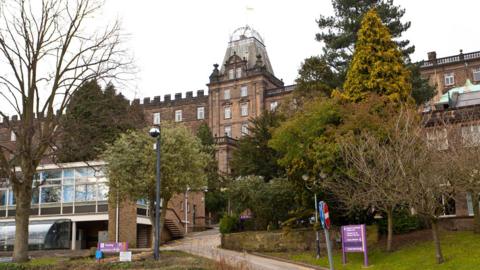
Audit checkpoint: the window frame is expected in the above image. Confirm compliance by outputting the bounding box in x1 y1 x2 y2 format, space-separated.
270 101 278 111
175 110 182 122
240 86 248 97
240 103 248 117
224 89 231 100
224 106 232 119
444 72 455 86
197 107 205 120
153 112 161 125
228 69 234 80
473 68 480 82
224 125 232 137
236 67 242 79
241 123 249 136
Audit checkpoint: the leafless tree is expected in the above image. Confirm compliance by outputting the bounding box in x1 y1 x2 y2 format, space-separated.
328 109 415 252
0 0 130 262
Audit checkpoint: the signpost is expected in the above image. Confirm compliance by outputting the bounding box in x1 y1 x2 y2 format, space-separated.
341 224 368 267
318 201 334 270
97 242 128 253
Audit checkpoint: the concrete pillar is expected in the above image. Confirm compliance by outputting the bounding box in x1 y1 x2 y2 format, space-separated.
71 221 76 250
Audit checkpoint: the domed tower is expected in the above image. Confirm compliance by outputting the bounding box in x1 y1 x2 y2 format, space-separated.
208 25 285 175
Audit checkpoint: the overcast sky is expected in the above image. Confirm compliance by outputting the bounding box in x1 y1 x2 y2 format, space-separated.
99 0 480 100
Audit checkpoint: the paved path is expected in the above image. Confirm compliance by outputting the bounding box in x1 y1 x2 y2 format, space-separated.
163 228 322 270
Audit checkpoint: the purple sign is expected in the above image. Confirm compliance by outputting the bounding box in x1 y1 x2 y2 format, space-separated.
341 224 368 266
97 242 128 253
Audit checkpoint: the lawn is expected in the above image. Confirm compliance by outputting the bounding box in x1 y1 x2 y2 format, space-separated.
0 250 220 270
265 231 480 270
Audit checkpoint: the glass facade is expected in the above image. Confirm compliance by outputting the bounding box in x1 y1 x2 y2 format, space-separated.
0 165 109 217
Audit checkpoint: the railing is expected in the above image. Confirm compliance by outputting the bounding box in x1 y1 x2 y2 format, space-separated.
265 84 296 97
420 51 480 68
214 136 238 146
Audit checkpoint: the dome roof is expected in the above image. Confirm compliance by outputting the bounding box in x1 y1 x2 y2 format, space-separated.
230 25 264 44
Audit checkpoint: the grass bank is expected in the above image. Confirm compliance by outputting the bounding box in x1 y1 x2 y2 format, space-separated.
0 250 219 270
264 231 480 270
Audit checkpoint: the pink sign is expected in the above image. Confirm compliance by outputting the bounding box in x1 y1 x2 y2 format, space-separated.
341 224 368 266
97 242 128 253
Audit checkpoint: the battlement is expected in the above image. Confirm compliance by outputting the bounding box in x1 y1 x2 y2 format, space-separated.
132 89 208 107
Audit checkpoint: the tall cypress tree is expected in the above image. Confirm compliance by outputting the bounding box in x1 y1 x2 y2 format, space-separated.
339 9 412 103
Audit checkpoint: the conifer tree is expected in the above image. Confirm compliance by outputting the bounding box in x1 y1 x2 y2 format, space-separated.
340 9 412 103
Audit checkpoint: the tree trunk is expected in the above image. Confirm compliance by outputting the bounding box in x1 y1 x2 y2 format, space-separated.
13 181 33 262
430 219 445 264
159 197 168 243
386 208 393 252
471 192 480 234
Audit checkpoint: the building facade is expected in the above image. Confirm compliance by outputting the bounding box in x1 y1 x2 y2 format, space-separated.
0 25 294 250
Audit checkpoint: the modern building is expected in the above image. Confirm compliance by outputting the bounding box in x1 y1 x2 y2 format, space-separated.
0 25 294 250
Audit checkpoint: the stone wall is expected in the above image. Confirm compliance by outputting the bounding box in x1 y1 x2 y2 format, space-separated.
221 228 328 252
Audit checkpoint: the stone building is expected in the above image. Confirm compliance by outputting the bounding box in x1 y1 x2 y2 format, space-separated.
0 25 294 250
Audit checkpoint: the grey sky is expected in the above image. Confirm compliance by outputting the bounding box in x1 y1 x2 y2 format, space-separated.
100 0 480 100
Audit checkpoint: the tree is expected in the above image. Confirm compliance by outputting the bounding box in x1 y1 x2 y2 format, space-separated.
102 124 209 248
196 123 226 218
231 110 285 181
316 0 412 82
57 81 144 162
294 56 337 100
338 9 412 103
0 0 127 261
330 109 416 252
409 63 436 105
227 176 297 230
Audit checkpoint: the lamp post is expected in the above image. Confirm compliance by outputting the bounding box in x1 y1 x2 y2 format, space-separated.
303 174 321 259
149 127 161 261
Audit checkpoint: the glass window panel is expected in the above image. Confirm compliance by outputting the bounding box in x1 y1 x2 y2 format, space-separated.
94 167 105 177
75 168 94 178
63 169 74 178
63 178 74 185
31 189 39 205
40 186 61 203
97 183 108 201
63 185 74 203
0 190 6 206
45 179 61 185
43 170 62 180
8 189 15 205
75 184 96 202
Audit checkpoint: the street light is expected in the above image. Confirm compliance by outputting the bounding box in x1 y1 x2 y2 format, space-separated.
303 174 321 259
149 127 161 261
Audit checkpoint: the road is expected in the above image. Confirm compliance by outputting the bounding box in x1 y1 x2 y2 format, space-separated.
163 228 323 270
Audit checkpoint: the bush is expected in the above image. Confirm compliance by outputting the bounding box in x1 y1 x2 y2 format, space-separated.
219 215 240 234
377 208 426 235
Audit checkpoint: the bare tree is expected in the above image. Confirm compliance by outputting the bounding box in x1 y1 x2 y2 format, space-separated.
0 0 129 262
329 109 414 252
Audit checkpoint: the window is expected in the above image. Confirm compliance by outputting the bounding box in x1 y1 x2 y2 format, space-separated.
10 131 15 142
426 128 448 150
270 101 278 111
40 186 61 203
75 184 96 202
440 194 456 216
153 112 161 125
462 125 480 146
240 103 248 117
473 68 480 82
236 67 242 78
224 89 231 100
197 107 205 120
224 126 232 137
0 190 7 206
224 106 232 119
241 123 249 135
228 69 234 80
444 72 455 86
63 185 74 203
240 86 248 97
175 110 182 122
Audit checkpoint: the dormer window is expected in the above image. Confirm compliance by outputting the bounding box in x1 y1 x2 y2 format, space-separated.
240 86 248 97
228 69 234 80
224 89 231 100
236 67 242 78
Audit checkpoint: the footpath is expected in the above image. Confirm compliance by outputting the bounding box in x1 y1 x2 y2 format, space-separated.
163 228 326 270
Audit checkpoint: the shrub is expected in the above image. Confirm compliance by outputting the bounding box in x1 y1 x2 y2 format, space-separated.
219 215 240 234
377 208 426 235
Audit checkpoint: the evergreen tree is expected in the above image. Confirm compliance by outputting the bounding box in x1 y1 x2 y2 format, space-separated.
231 110 285 181
57 81 145 162
317 0 412 81
294 56 338 99
339 9 412 103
